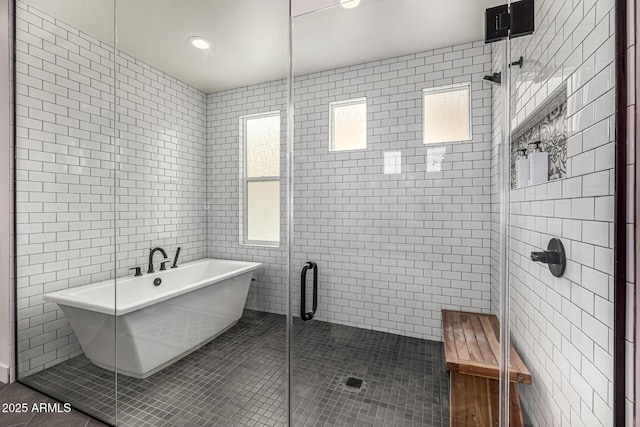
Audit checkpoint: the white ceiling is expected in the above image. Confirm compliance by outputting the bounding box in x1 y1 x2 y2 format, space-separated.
21 0 496 94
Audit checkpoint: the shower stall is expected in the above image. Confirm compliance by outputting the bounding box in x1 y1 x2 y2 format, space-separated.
9 0 624 426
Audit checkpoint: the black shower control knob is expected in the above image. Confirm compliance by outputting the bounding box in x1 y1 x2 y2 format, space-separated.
530 251 548 263
530 238 566 278
530 251 561 264
546 251 561 264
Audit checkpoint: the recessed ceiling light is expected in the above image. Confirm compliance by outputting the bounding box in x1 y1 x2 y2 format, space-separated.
340 0 360 9
188 36 212 50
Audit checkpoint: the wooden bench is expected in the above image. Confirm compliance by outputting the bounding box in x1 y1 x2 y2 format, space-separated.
442 310 531 426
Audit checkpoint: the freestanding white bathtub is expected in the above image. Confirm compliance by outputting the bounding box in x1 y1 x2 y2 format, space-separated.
43 258 261 379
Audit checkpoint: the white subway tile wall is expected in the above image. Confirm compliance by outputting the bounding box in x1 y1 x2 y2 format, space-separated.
290 43 494 339
114 50 207 276
207 41 495 340
497 0 617 425
15 3 207 375
15 3 115 375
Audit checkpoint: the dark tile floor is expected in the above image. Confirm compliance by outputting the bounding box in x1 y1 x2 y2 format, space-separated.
0 382 108 427
291 319 449 427
19 312 449 426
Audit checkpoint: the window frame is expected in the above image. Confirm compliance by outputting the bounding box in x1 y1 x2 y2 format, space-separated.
329 97 367 152
239 110 281 247
422 82 472 145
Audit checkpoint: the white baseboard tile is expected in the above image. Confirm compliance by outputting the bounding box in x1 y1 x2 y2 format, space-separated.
0 362 10 384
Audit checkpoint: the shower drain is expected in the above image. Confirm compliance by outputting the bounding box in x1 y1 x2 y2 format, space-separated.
345 377 363 389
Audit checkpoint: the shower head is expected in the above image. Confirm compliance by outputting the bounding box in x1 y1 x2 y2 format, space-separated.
483 72 502 86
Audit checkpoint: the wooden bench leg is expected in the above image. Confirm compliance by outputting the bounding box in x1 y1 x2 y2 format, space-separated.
450 371 496 426
449 372 524 427
509 382 524 427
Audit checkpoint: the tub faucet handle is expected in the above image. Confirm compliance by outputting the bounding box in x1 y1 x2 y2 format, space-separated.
129 267 142 277
159 260 169 271
171 247 181 269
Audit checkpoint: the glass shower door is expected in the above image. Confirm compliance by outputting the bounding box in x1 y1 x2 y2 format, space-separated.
505 0 618 425
13 0 118 424
289 0 512 425
13 0 293 425
112 1 290 425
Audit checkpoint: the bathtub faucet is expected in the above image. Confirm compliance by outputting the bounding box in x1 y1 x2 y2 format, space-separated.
148 247 169 274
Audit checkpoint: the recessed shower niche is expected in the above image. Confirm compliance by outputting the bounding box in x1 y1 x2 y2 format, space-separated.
510 86 568 189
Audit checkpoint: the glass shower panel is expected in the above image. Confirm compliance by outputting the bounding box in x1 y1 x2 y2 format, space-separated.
506 0 617 425
290 0 510 425
114 1 289 425
14 0 117 424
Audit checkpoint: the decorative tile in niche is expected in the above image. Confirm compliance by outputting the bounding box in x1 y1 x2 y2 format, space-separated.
511 87 567 189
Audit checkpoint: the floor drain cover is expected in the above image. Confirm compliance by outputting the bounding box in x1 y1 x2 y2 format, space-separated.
346 377 363 388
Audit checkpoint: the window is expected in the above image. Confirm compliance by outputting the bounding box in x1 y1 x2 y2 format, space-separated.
329 98 367 151
241 112 280 245
422 84 471 144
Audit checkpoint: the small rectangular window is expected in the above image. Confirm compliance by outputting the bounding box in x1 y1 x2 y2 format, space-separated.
330 98 367 151
422 84 471 144
241 112 280 246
